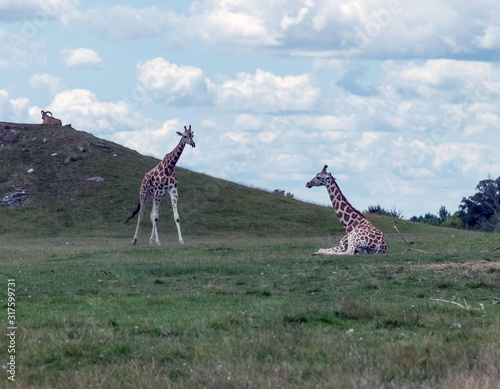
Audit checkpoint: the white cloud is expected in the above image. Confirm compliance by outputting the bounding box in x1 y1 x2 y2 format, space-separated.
463 112 500 136
0 89 9 116
29 74 64 95
11 0 494 62
112 119 183 157
281 5 310 31
41 1 500 61
9 97 30 120
234 114 264 131
294 114 358 131
32 89 148 132
189 0 283 47
282 1 499 60
0 26 47 68
221 132 249 144
136 58 215 105
63 47 103 68
0 0 78 22
135 58 319 112
473 25 500 49
433 142 493 177
217 69 319 112
63 5 187 45
0 89 8 102
0 29 8 67
386 59 498 90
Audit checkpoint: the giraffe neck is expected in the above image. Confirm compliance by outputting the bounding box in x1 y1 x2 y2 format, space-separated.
325 179 366 232
161 140 186 172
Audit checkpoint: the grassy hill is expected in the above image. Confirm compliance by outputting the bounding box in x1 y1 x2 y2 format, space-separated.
0 122 434 241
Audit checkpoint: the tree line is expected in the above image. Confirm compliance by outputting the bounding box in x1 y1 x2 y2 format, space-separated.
368 176 500 233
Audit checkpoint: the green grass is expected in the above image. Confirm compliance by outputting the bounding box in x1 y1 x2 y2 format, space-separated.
1 232 500 388
1 123 500 388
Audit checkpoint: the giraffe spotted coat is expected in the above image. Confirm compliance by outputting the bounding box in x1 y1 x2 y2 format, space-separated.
306 165 386 255
125 126 195 246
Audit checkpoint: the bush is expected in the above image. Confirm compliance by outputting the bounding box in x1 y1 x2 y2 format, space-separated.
441 214 463 229
366 204 403 219
410 206 450 227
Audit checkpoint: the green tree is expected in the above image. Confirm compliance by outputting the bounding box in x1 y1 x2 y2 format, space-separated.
458 176 500 231
438 206 450 223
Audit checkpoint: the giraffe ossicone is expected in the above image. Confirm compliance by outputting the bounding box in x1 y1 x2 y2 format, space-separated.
306 165 386 255
125 125 195 246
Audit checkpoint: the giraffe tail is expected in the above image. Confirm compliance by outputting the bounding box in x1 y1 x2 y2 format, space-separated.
124 203 140 224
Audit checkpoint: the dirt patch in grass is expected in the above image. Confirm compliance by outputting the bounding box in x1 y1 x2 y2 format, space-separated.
414 260 500 274
369 260 500 276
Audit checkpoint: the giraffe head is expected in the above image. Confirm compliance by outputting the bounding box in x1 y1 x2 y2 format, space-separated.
306 165 334 188
176 125 196 148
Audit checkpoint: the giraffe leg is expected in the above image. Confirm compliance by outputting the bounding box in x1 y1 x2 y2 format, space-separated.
132 200 146 246
150 197 161 246
312 235 355 256
169 188 184 245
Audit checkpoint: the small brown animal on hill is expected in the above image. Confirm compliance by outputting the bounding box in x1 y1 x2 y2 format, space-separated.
41 110 62 126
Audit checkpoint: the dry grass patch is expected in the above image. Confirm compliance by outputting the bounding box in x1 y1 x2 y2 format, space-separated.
413 260 500 274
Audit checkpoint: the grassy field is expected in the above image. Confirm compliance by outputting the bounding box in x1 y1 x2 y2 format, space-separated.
1 229 500 389
1 123 500 388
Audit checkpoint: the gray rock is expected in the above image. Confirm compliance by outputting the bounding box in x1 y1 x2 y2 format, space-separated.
86 177 105 182
2 129 20 143
1 189 30 207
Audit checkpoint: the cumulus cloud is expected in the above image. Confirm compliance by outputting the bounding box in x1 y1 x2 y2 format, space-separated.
117 53 500 215
385 59 498 92
473 25 500 50
0 89 8 103
31 89 147 132
9 97 31 121
217 69 320 112
135 58 319 112
112 119 184 157
29 74 64 95
63 47 103 68
433 142 500 178
47 1 500 60
136 58 215 105
189 0 283 47
184 0 500 60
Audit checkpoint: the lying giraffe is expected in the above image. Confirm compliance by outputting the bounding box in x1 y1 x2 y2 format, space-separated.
306 165 386 255
125 125 195 246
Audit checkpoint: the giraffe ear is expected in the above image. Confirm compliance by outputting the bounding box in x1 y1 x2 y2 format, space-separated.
176 131 182 137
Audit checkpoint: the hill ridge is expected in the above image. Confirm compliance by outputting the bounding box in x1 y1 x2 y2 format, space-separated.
0 122 345 238
1 122 437 240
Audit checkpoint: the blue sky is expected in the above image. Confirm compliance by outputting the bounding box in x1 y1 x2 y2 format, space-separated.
1 0 500 218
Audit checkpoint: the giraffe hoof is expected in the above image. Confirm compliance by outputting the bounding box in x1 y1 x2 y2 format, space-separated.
132 239 137 246
179 239 185 246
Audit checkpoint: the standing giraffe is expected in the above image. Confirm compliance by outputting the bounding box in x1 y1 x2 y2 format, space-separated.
125 125 195 246
306 165 386 255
